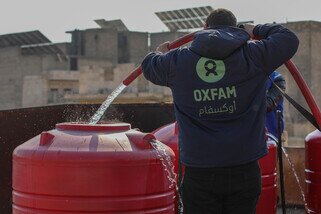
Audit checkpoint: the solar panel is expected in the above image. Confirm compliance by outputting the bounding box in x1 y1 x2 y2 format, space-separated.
0 31 51 48
155 6 213 31
94 19 128 31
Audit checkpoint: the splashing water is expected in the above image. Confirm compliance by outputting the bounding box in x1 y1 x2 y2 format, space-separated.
150 140 177 188
149 140 183 213
89 83 127 124
282 147 307 208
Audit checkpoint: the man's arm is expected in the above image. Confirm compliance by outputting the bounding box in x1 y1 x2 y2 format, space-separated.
246 24 299 75
141 42 176 87
267 74 286 112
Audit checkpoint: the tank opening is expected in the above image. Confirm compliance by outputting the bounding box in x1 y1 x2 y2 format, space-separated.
56 122 131 132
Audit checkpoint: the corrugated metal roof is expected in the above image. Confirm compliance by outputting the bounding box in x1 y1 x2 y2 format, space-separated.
0 30 51 48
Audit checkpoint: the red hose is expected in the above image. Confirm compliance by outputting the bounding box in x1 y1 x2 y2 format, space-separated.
122 32 196 86
285 60 321 129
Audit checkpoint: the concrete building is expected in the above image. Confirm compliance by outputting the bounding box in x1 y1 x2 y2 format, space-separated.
12 20 182 108
0 31 69 109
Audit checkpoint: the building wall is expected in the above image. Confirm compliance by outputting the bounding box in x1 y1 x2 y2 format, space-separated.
48 70 79 103
83 29 118 64
150 31 189 51
78 58 138 95
22 70 79 107
42 54 69 71
21 55 69 75
20 55 69 108
310 25 321 112
55 43 70 56
0 43 69 110
0 47 25 109
117 31 148 64
277 21 321 138
78 58 115 94
22 75 48 107
125 31 148 64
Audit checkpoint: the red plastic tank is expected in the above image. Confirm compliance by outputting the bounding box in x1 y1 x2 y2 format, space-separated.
305 129 321 213
153 122 277 214
256 138 277 214
13 122 176 214
153 122 179 172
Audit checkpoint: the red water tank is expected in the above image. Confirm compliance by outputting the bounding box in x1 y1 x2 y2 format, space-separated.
256 138 277 214
153 122 277 214
13 123 176 214
305 129 321 213
153 123 179 172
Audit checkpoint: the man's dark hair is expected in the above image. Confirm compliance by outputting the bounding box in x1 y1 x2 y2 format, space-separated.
205 8 237 27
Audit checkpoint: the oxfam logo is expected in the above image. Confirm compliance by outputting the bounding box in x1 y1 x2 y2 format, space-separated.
196 57 226 83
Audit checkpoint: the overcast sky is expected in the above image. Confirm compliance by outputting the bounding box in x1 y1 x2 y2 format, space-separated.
1 0 321 43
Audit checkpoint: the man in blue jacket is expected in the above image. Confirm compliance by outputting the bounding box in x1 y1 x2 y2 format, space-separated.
142 8 298 214
266 71 286 140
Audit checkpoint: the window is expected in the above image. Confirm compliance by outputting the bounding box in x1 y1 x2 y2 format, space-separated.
64 88 72 94
48 89 59 104
70 57 78 71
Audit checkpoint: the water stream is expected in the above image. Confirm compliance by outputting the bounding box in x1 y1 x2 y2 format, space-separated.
281 147 307 209
149 140 177 189
89 83 127 124
150 140 183 214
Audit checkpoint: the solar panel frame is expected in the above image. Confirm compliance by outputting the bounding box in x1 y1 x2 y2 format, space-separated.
155 6 213 31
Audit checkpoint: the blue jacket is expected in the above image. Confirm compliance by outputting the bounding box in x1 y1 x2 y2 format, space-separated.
142 24 299 167
266 71 285 138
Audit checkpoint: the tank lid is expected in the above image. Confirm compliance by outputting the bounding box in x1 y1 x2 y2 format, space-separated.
56 122 131 132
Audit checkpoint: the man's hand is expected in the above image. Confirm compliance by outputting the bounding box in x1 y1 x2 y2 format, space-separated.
243 23 255 38
156 41 170 54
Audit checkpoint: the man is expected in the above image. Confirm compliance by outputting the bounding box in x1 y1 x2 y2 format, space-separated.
266 71 286 140
142 8 298 214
